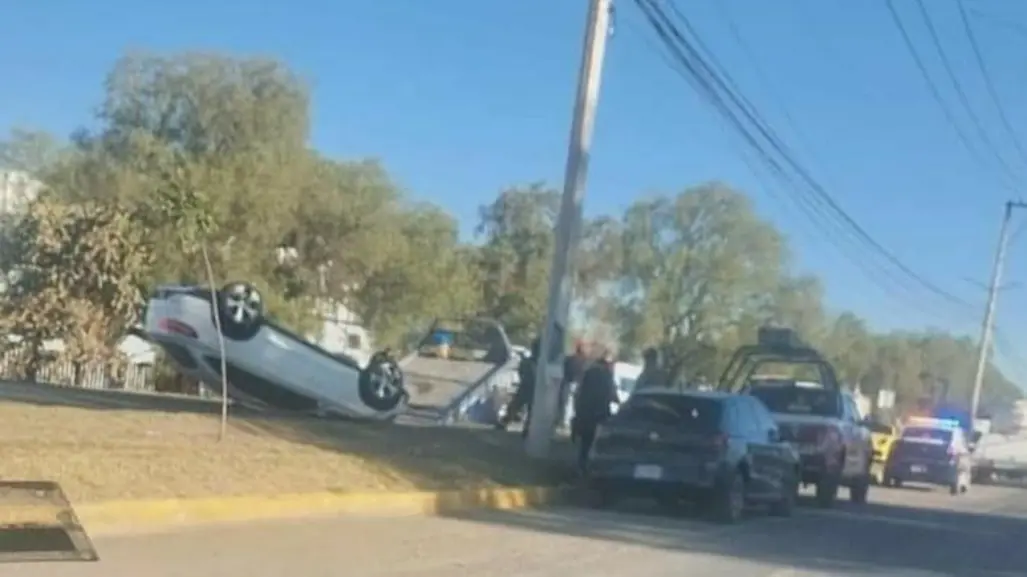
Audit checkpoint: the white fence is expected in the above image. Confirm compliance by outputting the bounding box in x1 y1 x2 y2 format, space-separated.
0 349 157 392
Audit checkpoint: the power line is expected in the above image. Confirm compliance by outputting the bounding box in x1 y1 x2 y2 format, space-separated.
883 0 1017 191
954 0 1027 169
912 0 1020 181
631 0 976 317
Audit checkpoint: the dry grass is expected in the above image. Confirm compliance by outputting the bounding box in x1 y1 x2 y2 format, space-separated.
0 402 573 504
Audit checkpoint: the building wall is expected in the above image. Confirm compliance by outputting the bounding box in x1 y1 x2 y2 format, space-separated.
0 170 41 216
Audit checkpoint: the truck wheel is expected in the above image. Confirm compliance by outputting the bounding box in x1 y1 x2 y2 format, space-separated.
710 468 746 524
357 353 407 412
815 473 840 508
214 282 264 341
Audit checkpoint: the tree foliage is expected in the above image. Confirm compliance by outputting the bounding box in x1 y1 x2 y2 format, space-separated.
0 49 1021 412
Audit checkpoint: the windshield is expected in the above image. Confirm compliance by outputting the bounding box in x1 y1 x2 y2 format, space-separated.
749 386 838 417
901 427 953 445
615 394 723 431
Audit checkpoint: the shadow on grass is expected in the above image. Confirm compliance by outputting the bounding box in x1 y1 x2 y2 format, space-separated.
236 416 578 490
439 493 1027 577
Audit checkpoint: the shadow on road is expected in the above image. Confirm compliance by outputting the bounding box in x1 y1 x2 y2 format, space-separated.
441 494 1027 577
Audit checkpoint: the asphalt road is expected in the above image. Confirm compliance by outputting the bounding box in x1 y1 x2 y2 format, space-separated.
2 483 1025 577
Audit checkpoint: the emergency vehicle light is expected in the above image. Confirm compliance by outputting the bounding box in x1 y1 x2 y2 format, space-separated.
905 416 960 430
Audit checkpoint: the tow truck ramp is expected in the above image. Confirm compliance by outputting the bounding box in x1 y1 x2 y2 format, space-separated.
401 318 517 424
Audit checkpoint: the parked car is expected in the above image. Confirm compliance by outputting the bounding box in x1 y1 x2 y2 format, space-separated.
584 388 801 523
143 281 408 420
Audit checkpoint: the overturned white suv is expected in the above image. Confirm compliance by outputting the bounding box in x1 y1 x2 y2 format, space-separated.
143 281 408 420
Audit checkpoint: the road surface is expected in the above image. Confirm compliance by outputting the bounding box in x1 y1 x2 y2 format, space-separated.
2 483 1026 576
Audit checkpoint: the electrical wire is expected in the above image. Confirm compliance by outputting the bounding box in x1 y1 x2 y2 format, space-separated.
631 0 977 317
954 0 1027 169
883 0 1018 192
912 0 1021 181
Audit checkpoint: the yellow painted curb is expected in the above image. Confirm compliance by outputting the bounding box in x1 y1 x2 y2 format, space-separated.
71 486 571 535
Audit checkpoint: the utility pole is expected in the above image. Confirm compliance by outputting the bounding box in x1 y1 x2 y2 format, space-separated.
525 0 613 458
970 200 1026 432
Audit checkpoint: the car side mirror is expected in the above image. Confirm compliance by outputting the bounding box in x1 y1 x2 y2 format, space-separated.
767 428 780 442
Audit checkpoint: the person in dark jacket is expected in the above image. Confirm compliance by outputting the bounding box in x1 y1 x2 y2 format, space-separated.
497 337 541 431
558 342 588 429
572 351 620 473
634 347 667 391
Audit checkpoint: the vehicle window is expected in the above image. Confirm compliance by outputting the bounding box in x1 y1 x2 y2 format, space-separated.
346 333 362 349
615 394 724 432
617 377 637 395
901 427 953 445
748 385 839 417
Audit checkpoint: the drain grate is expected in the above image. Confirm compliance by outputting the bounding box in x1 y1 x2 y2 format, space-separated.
0 481 98 563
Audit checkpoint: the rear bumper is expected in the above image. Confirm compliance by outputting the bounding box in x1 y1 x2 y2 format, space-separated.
587 456 723 496
885 461 958 486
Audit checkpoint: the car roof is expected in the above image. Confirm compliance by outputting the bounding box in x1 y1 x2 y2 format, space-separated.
630 388 735 402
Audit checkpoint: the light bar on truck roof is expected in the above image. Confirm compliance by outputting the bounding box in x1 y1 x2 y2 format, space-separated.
904 416 961 430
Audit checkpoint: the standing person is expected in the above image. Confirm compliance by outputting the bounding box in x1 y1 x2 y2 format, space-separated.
634 347 666 391
573 350 620 474
496 337 541 432
558 341 588 430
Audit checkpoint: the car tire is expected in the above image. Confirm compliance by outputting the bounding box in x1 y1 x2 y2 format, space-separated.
357 352 407 412
710 468 746 524
214 282 264 341
769 469 798 517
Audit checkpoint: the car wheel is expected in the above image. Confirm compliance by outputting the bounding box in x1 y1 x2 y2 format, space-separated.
710 469 746 524
214 282 264 341
849 474 870 504
357 351 407 412
769 470 798 517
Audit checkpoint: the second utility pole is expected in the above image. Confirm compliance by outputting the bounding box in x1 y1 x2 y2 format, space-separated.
970 200 1025 432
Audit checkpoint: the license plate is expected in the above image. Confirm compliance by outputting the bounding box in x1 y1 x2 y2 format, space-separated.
911 464 926 474
800 444 819 455
633 464 663 480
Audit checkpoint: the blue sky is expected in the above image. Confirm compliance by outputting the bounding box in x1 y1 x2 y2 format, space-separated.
3 0 1027 383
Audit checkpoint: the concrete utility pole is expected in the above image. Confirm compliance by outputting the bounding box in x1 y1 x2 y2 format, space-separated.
525 0 613 458
970 200 1027 432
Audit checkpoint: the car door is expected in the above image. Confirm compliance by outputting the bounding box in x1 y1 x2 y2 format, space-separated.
735 397 777 496
840 394 870 477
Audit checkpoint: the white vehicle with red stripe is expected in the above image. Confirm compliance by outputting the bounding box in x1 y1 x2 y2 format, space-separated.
143 281 407 420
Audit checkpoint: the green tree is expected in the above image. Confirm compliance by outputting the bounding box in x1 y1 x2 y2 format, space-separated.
601 182 785 381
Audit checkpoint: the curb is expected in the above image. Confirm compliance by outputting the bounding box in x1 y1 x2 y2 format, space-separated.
68 485 573 536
